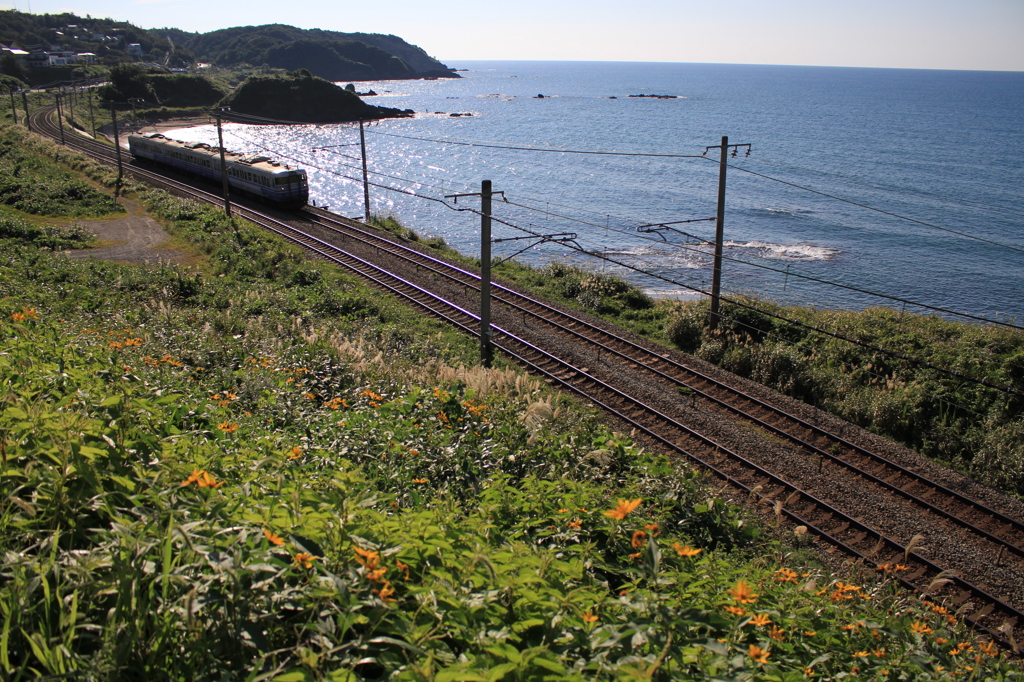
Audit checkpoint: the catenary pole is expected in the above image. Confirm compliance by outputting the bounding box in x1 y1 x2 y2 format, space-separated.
55 91 65 145
480 180 493 367
110 104 123 196
359 119 371 221
8 87 17 125
709 135 728 330
21 90 30 129
216 112 231 217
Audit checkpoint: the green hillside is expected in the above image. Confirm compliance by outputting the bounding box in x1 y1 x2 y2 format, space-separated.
0 123 1018 679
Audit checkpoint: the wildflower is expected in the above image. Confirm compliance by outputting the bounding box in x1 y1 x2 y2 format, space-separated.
263 529 286 546
873 648 887 658
395 560 410 580
978 640 999 657
304 392 316 400
843 622 863 631
775 568 798 582
11 312 26 322
935 637 949 645
749 613 771 627
366 566 388 582
354 546 381 570
217 421 239 433
374 581 396 602
643 523 660 537
673 543 702 557
180 469 224 488
853 651 869 658
946 614 957 625
893 564 909 571
412 478 428 484
748 644 770 665
628 552 642 560
568 518 583 530
949 649 960 657
603 498 641 521
630 530 647 549
724 606 746 616
729 580 759 604
804 631 817 637
768 626 785 641
583 611 599 623
932 605 948 614
289 446 302 460
293 552 316 569
911 621 933 635
876 562 891 571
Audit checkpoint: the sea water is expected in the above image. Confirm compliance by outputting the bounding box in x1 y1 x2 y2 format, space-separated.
167 61 1024 322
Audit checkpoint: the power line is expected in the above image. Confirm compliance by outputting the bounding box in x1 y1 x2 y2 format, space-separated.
363 128 708 158
722 160 1024 255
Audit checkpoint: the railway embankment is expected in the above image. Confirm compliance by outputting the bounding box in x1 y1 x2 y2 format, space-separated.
2 121 1023 678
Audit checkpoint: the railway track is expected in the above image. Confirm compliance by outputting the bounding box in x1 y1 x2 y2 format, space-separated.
30 106 1024 651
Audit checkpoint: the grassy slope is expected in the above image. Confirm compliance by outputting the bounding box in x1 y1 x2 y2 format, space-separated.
0 126 1019 680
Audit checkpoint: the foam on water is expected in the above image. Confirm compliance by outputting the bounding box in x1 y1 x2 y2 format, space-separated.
725 241 841 260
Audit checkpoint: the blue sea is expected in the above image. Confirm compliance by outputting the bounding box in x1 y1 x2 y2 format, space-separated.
168 62 1024 323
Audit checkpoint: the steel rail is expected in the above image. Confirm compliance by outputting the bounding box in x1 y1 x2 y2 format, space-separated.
301 210 1024 560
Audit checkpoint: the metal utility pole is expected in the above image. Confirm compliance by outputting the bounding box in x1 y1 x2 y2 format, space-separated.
54 91 65 145
66 87 75 124
110 104 123 196
359 119 371 221
215 111 231 217
8 87 17 125
21 90 30 129
87 88 95 137
480 180 493 367
705 135 751 330
445 181 502 367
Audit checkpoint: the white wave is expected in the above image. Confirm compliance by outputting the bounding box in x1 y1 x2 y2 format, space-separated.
725 241 840 260
643 287 704 300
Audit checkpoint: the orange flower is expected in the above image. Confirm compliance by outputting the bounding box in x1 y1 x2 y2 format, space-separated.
217 421 239 433
853 651 869 658
729 580 759 604
724 606 746 616
582 611 599 623
749 613 771 627
293 552 316 569
395 560 410 580
804 631 817 637
748 644 770 664
568 518 583 530
412 478 428 484
603 498 641 521
768 626 785 641
911 621 933 635
374 581 396 603
263 529 286 546
673 543 702 557
366 566 388 582
775 568 798 582
354 546 381 570
289 446 302 460
630 530 647 549
873 648 887 658
643 523 660 537
180 468 224 488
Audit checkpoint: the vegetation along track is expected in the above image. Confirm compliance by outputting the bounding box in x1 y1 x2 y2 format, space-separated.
31 105 1024 652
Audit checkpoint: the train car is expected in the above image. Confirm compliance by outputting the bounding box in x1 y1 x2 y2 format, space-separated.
127 133 309 209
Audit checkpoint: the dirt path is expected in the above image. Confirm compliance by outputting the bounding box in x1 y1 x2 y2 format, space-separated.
62 199 192 265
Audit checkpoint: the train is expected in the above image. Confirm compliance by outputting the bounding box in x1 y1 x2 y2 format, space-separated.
127 133 309 209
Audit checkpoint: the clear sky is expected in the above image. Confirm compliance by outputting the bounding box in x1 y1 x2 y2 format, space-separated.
2 0 1022 71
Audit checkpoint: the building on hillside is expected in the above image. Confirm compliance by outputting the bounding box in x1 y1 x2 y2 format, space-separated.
77 52 96 65
126 43 143 58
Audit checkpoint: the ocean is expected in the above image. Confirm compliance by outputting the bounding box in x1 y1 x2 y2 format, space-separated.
166 61 1024 323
